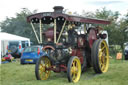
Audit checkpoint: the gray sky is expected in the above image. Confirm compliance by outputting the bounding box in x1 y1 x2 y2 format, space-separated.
0 0 128 22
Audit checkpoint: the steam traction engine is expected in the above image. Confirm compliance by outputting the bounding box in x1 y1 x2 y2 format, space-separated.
27 6 110 83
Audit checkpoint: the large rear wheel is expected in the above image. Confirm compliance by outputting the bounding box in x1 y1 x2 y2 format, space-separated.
35 56 51 80
67 56 81 83
91 39 109 73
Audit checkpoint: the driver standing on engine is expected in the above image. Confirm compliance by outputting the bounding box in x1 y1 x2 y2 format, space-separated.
67 24 77 45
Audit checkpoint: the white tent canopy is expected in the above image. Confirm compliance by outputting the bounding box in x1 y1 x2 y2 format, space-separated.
0 32 30 64
0 32 30 41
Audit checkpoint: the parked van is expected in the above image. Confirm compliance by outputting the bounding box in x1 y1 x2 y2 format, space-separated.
124 43 128 60
7 41 30 58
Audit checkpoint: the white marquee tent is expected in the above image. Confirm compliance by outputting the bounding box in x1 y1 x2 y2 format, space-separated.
0 32 30 64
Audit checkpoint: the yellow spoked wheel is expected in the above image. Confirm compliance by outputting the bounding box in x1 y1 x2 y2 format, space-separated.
35 56 51 80
91 39 109 73
67 56 81 83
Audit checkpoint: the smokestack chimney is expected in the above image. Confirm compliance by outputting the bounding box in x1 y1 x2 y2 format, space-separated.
53 6 64 13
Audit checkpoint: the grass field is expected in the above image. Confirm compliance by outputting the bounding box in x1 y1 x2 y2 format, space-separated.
0 59 128 85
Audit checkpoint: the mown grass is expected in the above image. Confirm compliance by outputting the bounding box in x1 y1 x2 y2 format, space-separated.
0 59 128 85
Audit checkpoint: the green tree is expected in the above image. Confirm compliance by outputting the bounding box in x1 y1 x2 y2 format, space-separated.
95 8 128 52
118 12 128 50
95 8 120 45
0 8 38 44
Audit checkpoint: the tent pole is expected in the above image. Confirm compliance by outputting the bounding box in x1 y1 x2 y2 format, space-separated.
0 40 1 64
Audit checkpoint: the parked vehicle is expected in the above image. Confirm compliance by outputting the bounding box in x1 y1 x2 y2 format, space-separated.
20 45 44 64
7 41 30 58
124 44 128 60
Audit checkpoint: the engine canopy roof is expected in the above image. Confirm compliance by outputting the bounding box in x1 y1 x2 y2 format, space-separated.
27 6 110 25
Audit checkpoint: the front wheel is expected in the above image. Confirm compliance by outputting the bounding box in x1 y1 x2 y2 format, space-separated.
67 56 81 83
91 39 109 73
35 56 51 80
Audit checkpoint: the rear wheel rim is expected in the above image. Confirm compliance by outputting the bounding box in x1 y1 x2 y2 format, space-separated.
39 57 51 80
98 40 109 73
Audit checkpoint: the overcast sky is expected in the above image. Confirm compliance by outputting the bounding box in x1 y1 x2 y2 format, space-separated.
0 0 128 22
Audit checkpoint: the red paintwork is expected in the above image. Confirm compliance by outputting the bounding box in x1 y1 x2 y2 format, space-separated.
43 28 59 42
46 64 67 72
42 45 55 50
78 37 85 48
43 28 54 41
88 29 97 48
71 49 84 64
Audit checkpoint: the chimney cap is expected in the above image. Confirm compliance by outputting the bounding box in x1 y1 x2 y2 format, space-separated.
53 6 64 13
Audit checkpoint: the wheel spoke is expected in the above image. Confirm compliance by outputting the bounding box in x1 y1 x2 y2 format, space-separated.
101 46 105 51
101 65 104 71
40 63 45 68
72 61 75 67
99 51 102 57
